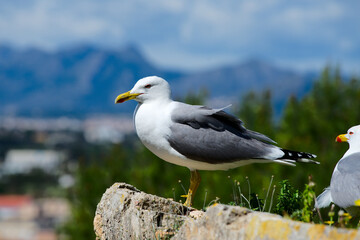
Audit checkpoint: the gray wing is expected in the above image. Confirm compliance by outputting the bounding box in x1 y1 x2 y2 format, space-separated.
167 102 278 164
330 152 360 208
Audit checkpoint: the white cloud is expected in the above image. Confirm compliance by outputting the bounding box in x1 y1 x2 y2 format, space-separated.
271 2 344 37
0 0 126 48
142 44 239 71
0 0 358 73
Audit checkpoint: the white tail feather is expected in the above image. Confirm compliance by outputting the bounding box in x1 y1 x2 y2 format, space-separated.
315 187 332 208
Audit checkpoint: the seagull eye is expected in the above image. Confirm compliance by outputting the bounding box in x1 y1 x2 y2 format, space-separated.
145 84 152 89
349 131 354 135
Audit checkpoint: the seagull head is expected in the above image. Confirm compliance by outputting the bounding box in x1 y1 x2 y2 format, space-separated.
115 76 171 104
336 125 360 147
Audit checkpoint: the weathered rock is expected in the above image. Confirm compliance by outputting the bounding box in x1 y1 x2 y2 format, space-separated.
95 183 360 240
174 204 360 240
94 183 194 239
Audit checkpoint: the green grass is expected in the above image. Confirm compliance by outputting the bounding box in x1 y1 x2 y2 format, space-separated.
196 175 360 229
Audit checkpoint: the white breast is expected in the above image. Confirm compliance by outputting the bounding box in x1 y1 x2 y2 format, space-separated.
134 101 187 163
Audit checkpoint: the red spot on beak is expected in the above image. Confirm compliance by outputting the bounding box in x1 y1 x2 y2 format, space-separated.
336 136 342 142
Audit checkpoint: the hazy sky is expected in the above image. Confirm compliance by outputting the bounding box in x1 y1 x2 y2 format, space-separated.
1 0 359 73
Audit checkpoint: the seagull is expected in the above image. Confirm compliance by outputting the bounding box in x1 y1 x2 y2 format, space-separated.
316 125 360 216
115 76 318 207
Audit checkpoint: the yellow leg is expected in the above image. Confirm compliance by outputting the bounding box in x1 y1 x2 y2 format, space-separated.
183 170 201 207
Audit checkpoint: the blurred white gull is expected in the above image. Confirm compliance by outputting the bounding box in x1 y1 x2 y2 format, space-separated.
316 125 360 216
115 76 318 207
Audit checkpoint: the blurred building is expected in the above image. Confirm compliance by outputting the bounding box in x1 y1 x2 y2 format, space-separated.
0 195 69 240
0 117 82 132
84 116 134 143
0 116 135 145
2 150 64 175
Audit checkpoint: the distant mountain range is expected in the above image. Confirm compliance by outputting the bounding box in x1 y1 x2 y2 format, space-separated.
0 44 317 117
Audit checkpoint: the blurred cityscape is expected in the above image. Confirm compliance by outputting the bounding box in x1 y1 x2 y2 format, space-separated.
0 116 134 239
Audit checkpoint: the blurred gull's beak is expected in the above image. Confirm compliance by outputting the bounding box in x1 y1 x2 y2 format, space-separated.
336 134 348 143
115 91 141 104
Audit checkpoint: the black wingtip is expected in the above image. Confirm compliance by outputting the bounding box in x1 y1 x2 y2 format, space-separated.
279 149 318 164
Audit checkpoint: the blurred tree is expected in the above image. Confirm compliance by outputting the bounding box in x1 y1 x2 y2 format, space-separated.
236 90 274 137
277 65 360 192
182 88 209 105
61 144 131 239
0 169 58 197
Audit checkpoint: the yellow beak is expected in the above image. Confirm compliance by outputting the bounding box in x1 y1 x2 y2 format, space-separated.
336 134 348 143
115 91 141 104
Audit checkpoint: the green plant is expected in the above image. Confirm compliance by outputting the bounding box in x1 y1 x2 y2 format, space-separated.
274 177 316 223
300 176 316 222
275 180 302 216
